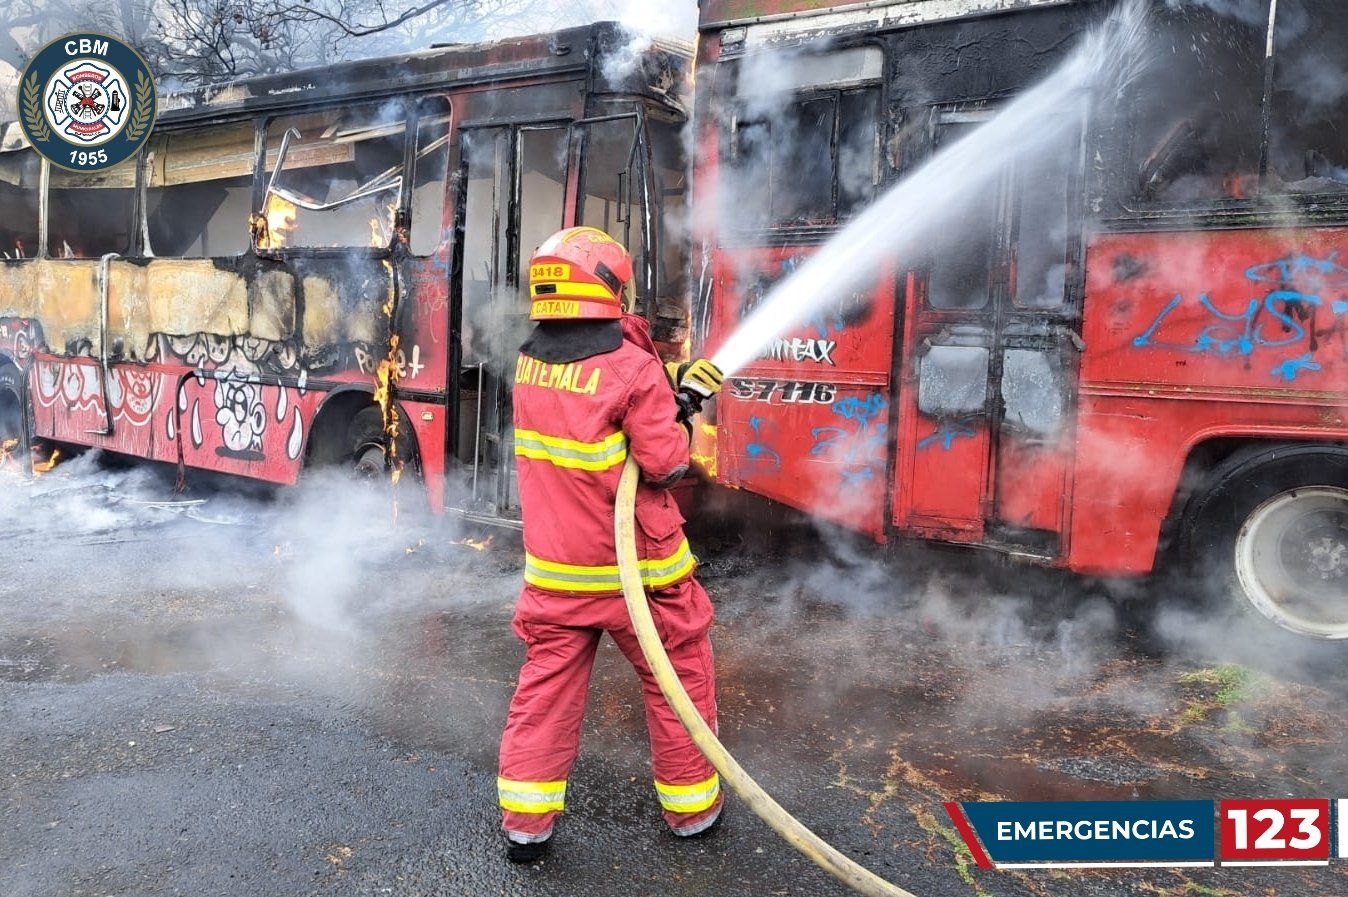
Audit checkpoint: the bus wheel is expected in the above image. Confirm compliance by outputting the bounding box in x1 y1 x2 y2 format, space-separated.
346 406 418 482
1188 446 1348 640
0 365 29 473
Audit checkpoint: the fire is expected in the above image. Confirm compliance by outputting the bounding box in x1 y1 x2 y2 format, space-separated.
405 538 426 555
690 423 717 478
31 447 62 474
452 535 494 552
0 437 18 468
373 260 404 497
255 194 298 250
368 201 397 248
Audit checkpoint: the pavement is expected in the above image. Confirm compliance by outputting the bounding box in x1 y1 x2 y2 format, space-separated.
2 454 1348 897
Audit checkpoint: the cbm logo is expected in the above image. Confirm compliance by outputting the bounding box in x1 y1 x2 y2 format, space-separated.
17 33 157 172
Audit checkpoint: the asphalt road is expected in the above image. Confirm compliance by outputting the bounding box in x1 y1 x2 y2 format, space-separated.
3 456 1347 897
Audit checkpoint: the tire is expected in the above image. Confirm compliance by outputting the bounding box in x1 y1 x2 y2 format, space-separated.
0 364 30 473
1185 444 1348 640
345 405 419 481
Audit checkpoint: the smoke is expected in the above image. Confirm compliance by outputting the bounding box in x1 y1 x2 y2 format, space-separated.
0 451 513 684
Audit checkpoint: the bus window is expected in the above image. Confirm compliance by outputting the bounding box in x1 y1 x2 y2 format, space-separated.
648 116 690 333
1013 127 1076 310
928 120 995 310
1002 348 1064 439
838 89 880 217
144 121 255 258
1268 0 1348 195
578 117 643 301
411 98 452 256
918 343 989 418
1131 4 1266 203
724 45 882 228
47 160 136 258
0 148 39 259
518 127 568 284
262 102 407 249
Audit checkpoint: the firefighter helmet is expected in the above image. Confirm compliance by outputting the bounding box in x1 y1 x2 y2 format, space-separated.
527 226 633 321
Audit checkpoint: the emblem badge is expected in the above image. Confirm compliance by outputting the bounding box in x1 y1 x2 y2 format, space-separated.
17 33 157 172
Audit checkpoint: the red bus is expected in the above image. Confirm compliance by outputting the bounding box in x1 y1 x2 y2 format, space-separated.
690 0 1348 638
0 24 692 522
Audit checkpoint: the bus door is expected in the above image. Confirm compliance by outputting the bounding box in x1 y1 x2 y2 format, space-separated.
452 123 569 518
892 110 1082 557
571 113 648 313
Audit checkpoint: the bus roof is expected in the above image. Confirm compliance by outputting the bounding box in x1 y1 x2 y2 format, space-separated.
700 0 1085 32
1 21 690 138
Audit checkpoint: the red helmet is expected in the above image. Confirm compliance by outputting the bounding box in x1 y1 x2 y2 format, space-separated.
528 226 633 321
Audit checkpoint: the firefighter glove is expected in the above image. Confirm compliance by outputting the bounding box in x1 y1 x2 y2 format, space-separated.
678 358 724 400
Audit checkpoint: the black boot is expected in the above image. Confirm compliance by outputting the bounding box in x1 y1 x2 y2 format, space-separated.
505 835 551 863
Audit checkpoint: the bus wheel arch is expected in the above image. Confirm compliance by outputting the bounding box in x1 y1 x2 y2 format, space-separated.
0 360 31 471
305 388 421 480
1179 440 1348 640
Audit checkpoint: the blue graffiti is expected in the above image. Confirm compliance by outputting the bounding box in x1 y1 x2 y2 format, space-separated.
916 420 978 451
1271 353 1322 383
1132 252 1348 382
745 415 781 471
810 393 888 488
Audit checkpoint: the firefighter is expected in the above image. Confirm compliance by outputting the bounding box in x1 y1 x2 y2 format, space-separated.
498 226 725 862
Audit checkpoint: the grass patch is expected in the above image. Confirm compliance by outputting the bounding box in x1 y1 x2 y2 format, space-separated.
1176 665 1263 725
912 805 989 897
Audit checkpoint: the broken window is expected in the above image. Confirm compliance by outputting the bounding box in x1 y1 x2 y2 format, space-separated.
724 45 882 228
47 160 136 258
918 342 989 417
411 97 452 256
1130 2 1267 203
0 148 39 259
262 101 407 249
1002 348 1064 439
144 121 255 257
578 117 643 303
1267 0 1348 195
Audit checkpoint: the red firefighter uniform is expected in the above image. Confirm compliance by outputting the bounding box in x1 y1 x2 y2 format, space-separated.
498 228 721 847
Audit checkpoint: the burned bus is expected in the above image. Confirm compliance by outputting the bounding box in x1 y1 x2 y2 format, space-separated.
690 0 1348 637
0 22 691 522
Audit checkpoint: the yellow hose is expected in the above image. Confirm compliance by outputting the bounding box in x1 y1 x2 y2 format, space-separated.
615 455 917 897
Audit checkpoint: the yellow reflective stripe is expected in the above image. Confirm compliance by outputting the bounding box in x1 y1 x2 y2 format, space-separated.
513 428 628 472
497 777 567 814
530 281 616 299
524 539 696 593
654 774 720 813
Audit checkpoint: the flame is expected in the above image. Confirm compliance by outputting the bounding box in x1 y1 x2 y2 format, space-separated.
453 535 494 552
368 201 397 248
690 423 717 478
255 194 298 250
0 437 18 468
373 260 404 499
405 538 426 555
31 447 62 474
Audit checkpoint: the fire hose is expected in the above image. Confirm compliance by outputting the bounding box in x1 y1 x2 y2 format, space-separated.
614 454 917 897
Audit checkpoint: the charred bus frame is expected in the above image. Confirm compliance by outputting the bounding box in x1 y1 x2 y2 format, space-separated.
691 0 1348 638
0 23 691 526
